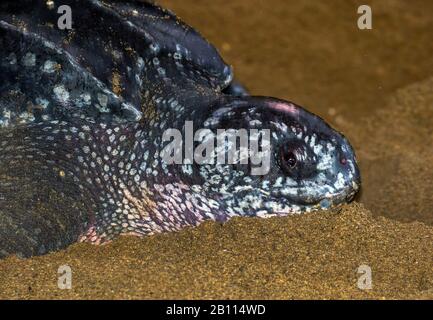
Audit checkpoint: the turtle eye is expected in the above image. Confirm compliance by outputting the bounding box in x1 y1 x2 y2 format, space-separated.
280 148 298 174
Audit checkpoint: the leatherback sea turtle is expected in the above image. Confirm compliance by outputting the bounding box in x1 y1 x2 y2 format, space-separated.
0 0 360 258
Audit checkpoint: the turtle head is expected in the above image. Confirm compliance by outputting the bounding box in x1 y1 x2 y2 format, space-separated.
191 96 361 217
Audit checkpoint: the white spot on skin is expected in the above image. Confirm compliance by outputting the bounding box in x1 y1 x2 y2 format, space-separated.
326 143 336 152
313 144 323 156
97 94 108 107
111 50 123 61
53 85 70 103
79 93 92 106
334 172 346 190
137 57 144 70
309 134 317 148
316 146 334 170
43 60 57 73
22 52 36 67
273 177 284 188
18 112 35 123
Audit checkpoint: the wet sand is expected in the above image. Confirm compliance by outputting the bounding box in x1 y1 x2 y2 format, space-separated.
1 0 433 299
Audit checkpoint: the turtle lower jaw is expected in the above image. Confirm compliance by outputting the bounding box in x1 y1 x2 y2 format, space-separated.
316 181 360 210
294 180 361 212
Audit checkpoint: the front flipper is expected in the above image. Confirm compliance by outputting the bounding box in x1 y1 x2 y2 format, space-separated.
0 126 89 258
0 21 142 128
0 175 88 258
0 0 234 127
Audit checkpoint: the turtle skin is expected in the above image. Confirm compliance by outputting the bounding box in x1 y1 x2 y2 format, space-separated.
0 0 360 258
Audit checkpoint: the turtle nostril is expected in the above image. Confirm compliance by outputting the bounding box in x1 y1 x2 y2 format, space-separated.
340 156 347 165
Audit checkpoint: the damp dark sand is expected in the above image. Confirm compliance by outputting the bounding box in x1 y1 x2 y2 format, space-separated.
1 0 433 299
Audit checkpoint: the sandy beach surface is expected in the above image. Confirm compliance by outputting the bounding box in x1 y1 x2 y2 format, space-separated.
0 0 432 299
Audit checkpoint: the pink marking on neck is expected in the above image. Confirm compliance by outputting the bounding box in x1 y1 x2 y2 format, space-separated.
78 226 109 245
267 101 299 115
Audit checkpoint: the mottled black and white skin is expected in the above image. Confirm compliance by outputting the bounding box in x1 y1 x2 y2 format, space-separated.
0 0 360 258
